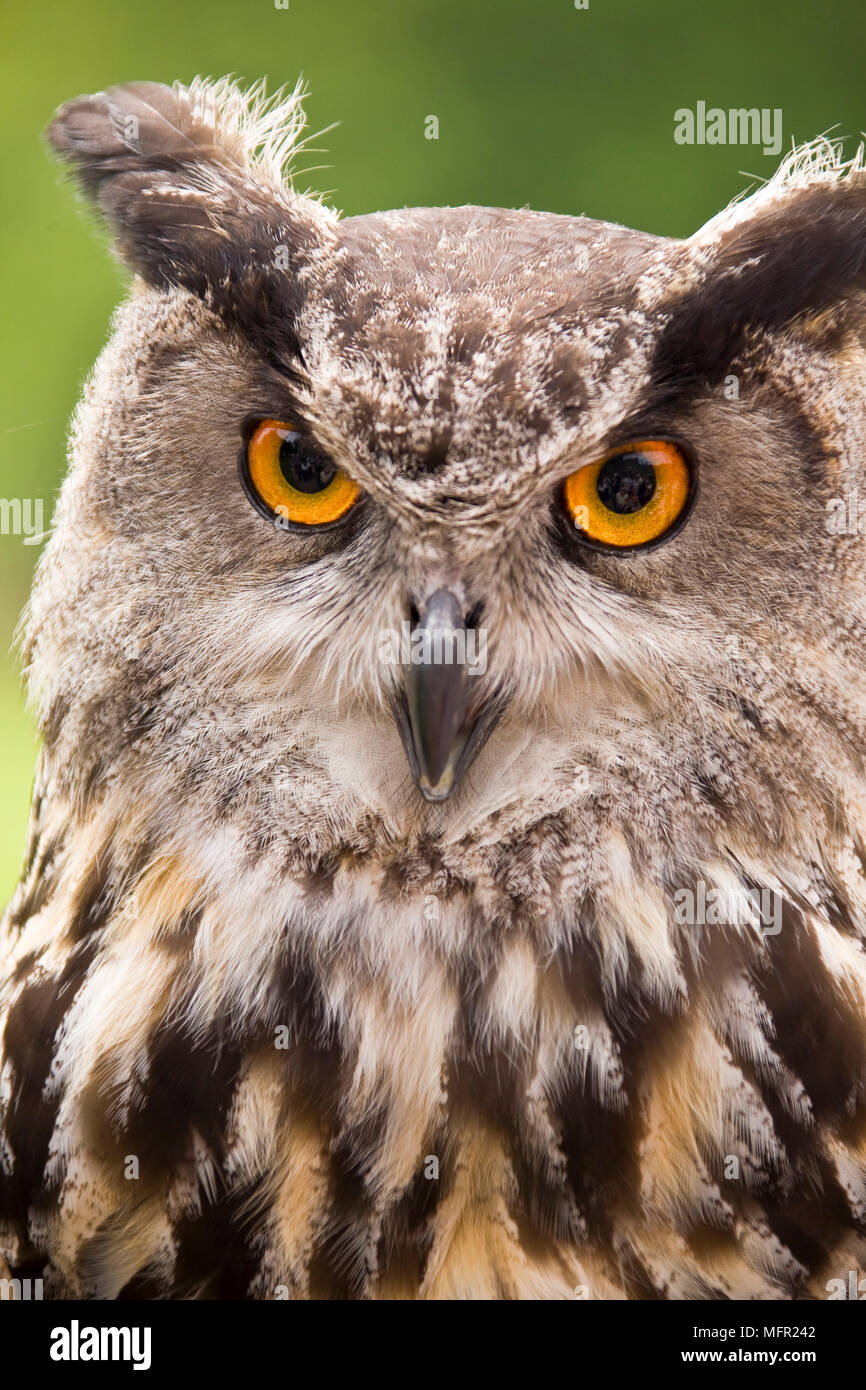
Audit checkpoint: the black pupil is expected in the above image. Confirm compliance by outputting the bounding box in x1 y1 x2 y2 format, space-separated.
596 455 656 514
279 433 336 493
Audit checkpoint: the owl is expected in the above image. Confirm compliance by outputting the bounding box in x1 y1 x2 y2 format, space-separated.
2 76 866 1303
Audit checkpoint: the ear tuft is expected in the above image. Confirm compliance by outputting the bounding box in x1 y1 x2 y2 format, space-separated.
46 79 336 369
47 77 313 203
651 139 866 393
696 136 866 244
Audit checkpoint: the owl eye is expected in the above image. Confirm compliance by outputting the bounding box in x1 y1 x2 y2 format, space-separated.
562 440 692 550
243 418 360 526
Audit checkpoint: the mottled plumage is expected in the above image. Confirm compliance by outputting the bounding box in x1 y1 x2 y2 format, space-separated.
3 78 866 1299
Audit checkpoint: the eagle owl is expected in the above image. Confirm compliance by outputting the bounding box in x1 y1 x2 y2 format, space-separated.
2 77 866 1303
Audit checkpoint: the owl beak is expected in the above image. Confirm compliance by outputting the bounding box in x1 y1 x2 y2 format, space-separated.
393 588 497 802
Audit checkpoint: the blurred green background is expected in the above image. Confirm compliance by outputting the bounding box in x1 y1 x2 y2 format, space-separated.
2 0 865 901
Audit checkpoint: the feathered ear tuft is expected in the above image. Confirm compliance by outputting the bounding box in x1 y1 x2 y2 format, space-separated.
650 139 866 393
47 79 337 369
47 77 317 198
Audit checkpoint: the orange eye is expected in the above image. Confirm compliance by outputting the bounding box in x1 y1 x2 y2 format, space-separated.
562 440 692 549
244 419 360 527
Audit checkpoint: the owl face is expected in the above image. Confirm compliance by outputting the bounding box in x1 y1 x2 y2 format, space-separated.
35 79 866 884
16 79 866 1307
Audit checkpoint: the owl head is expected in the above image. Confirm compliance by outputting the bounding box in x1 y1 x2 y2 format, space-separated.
32 79 866 907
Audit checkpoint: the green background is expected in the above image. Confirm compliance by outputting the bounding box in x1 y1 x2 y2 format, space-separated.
2 0 865 901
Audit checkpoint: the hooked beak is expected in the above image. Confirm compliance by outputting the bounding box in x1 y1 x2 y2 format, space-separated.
393 588 500 802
